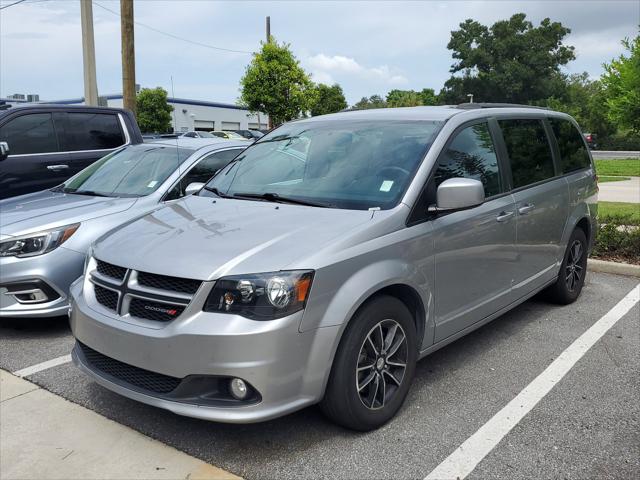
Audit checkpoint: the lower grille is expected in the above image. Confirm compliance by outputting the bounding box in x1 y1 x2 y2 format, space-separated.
77 342 182 394
128 298 185 322
94 284 118 311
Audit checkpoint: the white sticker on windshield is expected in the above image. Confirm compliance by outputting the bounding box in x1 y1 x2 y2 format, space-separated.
147 180 158 188
380 180 394 192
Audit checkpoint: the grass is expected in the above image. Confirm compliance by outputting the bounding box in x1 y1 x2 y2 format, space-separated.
598 176 631 183
594 158 640 177
598 201 640 224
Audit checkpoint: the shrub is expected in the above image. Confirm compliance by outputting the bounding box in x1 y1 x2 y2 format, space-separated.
591 213 640 264
599 132 640 151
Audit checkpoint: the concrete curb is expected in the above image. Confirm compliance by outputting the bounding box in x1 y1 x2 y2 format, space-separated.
588 258 640 277
0 370 241 480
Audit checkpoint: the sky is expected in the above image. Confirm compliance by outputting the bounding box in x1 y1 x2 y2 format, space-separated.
0 0 638 105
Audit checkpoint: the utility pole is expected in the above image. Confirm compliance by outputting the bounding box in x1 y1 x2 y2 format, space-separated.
120 0 136 116
265 16 270 43
80 0 98 106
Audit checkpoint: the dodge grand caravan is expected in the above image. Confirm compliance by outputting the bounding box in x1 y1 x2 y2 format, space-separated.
69 105 597 431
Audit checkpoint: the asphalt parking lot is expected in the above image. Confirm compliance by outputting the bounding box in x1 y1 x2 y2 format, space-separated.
1 271 638 480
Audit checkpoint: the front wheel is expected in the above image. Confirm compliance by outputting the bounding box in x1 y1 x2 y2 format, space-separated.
320 295 417 431
545 228 588 304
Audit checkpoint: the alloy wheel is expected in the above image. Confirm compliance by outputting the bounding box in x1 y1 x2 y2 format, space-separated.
565 239 584 292
356 319 408 410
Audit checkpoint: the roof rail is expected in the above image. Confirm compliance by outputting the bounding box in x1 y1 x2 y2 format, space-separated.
456 102 550 110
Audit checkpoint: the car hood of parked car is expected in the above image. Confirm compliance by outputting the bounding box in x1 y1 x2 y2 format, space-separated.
0 190 138 238
93 194 379 280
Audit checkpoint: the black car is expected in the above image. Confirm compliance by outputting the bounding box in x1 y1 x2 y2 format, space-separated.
0 105 143 199
234 129 264 141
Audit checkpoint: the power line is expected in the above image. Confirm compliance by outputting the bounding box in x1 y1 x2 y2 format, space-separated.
0 0 27 10
93 1 253 55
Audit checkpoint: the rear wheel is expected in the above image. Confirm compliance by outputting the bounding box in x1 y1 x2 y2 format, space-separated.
546 228 588 304
320 295 417 431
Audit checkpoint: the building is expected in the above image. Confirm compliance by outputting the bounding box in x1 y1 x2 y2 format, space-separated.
49 94 268 133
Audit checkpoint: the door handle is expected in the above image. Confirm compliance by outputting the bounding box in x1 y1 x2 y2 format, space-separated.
518 203 535 215
496 211 514 222
47 164 69 171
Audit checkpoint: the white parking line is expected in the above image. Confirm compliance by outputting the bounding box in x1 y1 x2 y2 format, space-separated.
12 354 72 378
425 283 640 480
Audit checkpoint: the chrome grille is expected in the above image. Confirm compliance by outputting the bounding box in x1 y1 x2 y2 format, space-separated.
90 258 199 322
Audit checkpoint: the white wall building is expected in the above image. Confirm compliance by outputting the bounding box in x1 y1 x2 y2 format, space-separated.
11 94 268 133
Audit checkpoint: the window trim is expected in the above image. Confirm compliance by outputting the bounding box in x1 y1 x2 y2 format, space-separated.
161 146 245 202
4 113 130 158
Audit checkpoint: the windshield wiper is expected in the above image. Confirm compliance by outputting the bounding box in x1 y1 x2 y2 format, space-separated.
59 187 112 197
232 192 331 208
202 186 233 198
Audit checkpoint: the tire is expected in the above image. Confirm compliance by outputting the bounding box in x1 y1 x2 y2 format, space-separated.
545 228 588 304
320 295 417 431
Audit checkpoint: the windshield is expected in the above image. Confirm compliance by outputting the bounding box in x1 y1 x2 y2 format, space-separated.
198 131 215 138
60 144 193 197
204 119 443 209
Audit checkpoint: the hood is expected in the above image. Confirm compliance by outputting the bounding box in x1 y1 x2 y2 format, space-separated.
94 195 376 280
0 190 138 237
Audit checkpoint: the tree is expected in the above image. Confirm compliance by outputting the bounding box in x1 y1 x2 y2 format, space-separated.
311 83 348 116
601 35 640 133
386 89 423 107
439 13 575 104
543 73 615 138
420 88 439 106
136 87 173 133
240 38 315 126
352 95 387 110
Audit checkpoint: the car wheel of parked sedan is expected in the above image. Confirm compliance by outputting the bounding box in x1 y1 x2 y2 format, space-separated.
320 295 417 431
546 227 588 304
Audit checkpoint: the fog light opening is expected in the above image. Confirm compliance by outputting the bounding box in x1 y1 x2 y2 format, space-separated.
229 378 249 400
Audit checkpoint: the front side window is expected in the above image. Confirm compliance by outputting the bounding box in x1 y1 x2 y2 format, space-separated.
434 122 502 197
165 148 243 200
499 119 555 189
205 120 443 210
64 113 125 151
60 145 192 197
0 113 58 155
549 118 591 173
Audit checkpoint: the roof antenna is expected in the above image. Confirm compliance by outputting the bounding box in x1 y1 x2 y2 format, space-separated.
170 76 183 197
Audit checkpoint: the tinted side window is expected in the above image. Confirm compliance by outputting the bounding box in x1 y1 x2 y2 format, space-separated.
65 113 125 151
549 118 591 173
165 148 242 200
434 122 502 197
0 113 58 155
499 119 555 189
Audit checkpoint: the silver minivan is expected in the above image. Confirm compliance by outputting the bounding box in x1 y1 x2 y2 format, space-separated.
69 105 597 431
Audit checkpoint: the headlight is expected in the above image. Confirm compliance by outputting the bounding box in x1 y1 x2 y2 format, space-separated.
0 223 80 258
204 270 314 320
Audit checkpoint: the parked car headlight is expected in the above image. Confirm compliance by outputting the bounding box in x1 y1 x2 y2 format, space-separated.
0 223 80 258
204 270 314 320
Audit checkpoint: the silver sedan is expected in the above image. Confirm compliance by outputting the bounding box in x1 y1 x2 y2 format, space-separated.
0 138 246 319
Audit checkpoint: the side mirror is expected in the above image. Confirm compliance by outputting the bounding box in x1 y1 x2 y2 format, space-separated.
184 182 205 196
432 178 484 211
0 141 9 161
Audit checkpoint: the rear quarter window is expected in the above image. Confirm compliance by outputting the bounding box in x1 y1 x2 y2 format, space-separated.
549 118 591 173
64 112 125 151
498 119 555 189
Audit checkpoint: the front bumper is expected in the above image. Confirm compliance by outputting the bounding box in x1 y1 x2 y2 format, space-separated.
69 278 340 423
0 247 84 318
